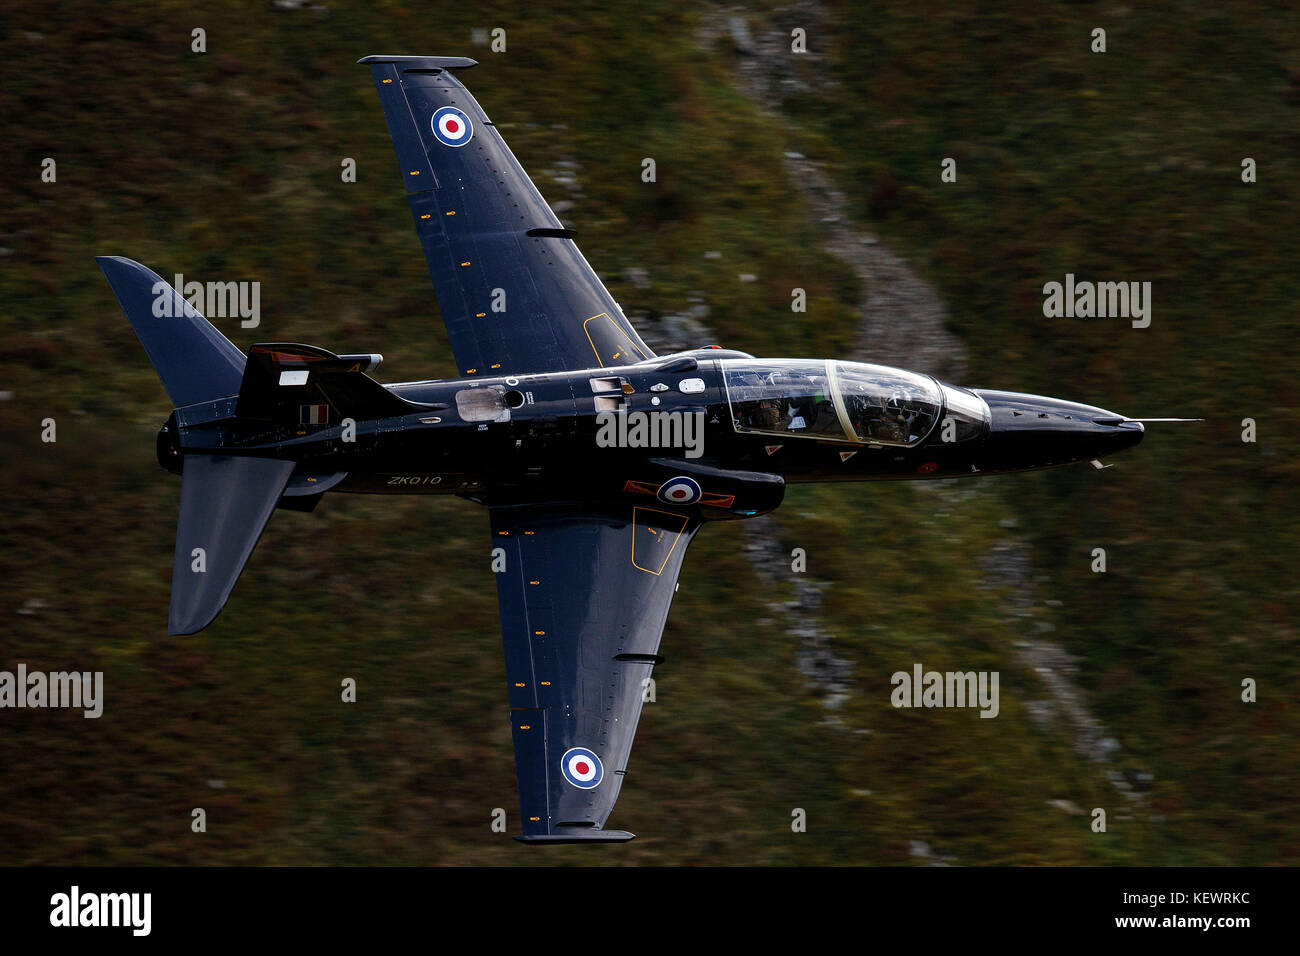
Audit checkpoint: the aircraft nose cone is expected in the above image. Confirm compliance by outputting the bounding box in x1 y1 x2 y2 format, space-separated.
1100 417 1144 454
973 390 1143 471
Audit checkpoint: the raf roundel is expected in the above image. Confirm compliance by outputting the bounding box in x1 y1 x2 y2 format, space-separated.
431 106 473 147
656 476 702 506
561 747 603 790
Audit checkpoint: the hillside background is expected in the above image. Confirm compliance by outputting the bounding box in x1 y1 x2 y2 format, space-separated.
0 0 1296 864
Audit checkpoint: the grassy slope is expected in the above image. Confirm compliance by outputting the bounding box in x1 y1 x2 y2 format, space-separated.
0 1 1293 863
795 0 1300 863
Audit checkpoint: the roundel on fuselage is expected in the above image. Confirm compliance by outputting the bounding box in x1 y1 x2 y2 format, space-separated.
657 476 702 506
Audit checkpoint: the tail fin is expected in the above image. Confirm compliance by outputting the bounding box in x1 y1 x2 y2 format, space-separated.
97 256 246 407
169 455 295 634
235 342 425 424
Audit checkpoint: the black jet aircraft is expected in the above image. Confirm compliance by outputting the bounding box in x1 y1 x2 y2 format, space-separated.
98 55 1164 844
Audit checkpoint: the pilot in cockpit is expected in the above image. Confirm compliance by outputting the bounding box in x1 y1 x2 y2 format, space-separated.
778 372 823 432
752 398 783 431
847 393 902 443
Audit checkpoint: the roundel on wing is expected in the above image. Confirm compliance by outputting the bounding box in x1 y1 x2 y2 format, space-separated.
656 476 702 506
431 106 473 147
561 747 603 789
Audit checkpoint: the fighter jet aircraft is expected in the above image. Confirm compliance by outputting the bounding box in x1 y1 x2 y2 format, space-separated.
98 55 1162 843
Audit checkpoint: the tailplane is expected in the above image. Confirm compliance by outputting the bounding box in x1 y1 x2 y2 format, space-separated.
96 256 246 407
98 259 316 634
98 257 432 635
169 455 294 634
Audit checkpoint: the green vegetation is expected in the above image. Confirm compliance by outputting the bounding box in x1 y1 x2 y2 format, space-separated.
0 1 1294 864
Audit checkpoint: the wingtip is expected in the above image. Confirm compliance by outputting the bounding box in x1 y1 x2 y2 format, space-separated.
356 54 478 69
514 830 636 844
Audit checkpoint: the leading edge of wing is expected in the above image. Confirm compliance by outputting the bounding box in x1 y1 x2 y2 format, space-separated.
490 503 700 842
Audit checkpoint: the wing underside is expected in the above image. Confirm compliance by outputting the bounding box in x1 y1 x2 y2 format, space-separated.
360 55 655 378
491 503 699 842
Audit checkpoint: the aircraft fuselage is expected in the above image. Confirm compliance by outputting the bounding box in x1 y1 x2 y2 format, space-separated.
157 354 1144 518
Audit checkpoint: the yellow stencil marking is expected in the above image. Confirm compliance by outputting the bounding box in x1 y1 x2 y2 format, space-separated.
630 506 690 575
583 313 651 367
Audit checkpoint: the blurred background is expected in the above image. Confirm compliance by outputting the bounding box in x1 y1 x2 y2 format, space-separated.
0 0 1296 865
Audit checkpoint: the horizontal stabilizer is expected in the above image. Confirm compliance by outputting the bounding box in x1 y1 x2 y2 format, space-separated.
97 256 246 407
169 455 295 635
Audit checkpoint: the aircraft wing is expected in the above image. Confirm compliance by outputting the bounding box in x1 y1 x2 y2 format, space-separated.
360 55 656 378
490 502 700 842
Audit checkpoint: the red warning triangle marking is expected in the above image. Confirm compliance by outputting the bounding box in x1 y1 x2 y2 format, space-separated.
765 445 783 455
839 450 858 462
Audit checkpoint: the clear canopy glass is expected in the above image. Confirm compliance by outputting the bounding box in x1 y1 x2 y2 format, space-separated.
723 359 947 446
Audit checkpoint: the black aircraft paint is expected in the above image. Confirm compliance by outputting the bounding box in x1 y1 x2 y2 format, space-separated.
98 55 1169 844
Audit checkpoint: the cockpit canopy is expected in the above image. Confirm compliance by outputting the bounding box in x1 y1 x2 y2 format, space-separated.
723 359 966 446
